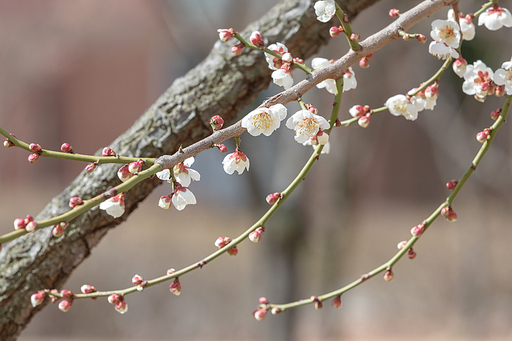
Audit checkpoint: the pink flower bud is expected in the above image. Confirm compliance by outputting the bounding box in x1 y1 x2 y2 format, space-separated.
215 236 231 249
281 52 292 63
31 291 46 307
115 300 128 314
331 295 342 308
227 246 238 256
102 147 116 157
108 293 122 305
293 57 304 65
167 268 176 275
29 143 42 153
411 224 424 237
210 115 224 131
128 159 144 174
358 115 370 128
329 26 341 37
266 192 282 205
349 105 365 118
231 43 244 56
58 299 72 312
259 297 269 304
495 85 505 97
253 309 267 321
416 34 426 44
28 153 39 163
383 269 394 281
85 162 97 173
249 227 264 243
52 224 64 238
425 84 439 99
446 180 458 190
80 284 97 294
158 195 172 210
169 278 181 296
408 249 417 259
250 31 264 47
476 128 491 143
60 143 73 153
389 9 400 17
216 144 228 153
69 196 83 208
217 28 235 42
50 289 59 303
132 274 143 286
60 289 73 299
271 307 282 315
117 164 132 182
402 34 411 42
350 33 360 42
490 108 502 120
14 218 26 230
25 221 38 232
305 103 318 115
359 57 369 68
397 240 407 250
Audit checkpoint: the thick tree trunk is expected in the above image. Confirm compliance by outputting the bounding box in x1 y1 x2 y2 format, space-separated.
0 0 377 339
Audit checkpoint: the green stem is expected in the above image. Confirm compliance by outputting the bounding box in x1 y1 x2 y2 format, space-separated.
473 1 494 17
409 57 451 97
335 4 360 51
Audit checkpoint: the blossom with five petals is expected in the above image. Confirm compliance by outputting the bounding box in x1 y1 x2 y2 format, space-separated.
264 43 288 70
241 104 288 136
462 60 495 101
286 110 330 143
447 9 475 41
428 19 461 59
222 147 250 175
478 4 512 31
385 95 419 121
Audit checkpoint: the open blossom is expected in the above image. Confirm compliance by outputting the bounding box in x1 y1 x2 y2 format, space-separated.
311 58 357 94
314 0 336 23
156 157 200 187
493 61 512 95
408 87 437 112
222 147 250 175
478 4 512 31
429 19 460 59
264 43 288 70
447 9 475 41
241 104 287 136
385 95 418 121
172 186 197 211
99 193 125 218
271 66 293 89
286 110 330 143
462 60 494 101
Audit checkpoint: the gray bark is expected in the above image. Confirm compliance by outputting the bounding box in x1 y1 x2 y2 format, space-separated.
0 0 378 339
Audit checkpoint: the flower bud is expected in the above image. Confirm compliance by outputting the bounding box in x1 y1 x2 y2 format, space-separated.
128 159 144 174
169 278 181 296
217 28 235 42
397 240 407 250
69 196 83 208
329 26 341 37
231 43 244 56
452 57 467 78
495 85 505 97
411 224 424 237
81 284 97 294
383 269 394 281
115 300 128 314
85 162 97 173
49 289 59 303
266 192 282 205
305 103 318 115
358 115 370 128
3 139 14 148
31 291 46 307
117 164 132 182
227 246 238 256
259 297 269 305
271 307 282 315
132 274 144 286
282 53 293 63
490 108 502 120
108 293 122 305
359 57 369 68
158 195 172 210
446 180 458 190
26 221 38 232
14 218 26 230
316 131 329 145
250 31 264 47
253 309 267 321
389 9 400 17
249 227 264 243
210 115 224 131
58 299 72 312
349 105 365 118
293 57 304 64
102 147 116 157
215 236 231 249
29 143 42 153
216 144 228 153
331 295 342 308
60 289 73 299
408 248 417 259
416 34 426 44
350 33 360 42
28 153 39 163
476 128 491 143
61 143 73 153
167 268 176 275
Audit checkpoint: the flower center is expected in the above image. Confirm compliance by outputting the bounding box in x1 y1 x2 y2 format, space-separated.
253 111 274 130
503 68 512 82
296 117 319 136
392 101 409 115
439 25 456 42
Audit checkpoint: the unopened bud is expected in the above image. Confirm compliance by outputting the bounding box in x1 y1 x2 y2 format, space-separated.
389 9 400 17
28 153 39 163
227 246 238 256
495 85 505 97
25 221 38 232
253 309 267 321
490 108 502 120
69 196 83 208
117 164 132 182
14 218 26 230
167 268 176 275
249 227 264 243
250 31 264 47
128 159 144 174
408 248 417 259
169 278 181 296
411 224 424 237
305 104 318 115
446 180 458 190
115 300 128 314
58 299 73 312
329 26 341 38
359 57 369 68
80 284 97 295
210 115 224 131
60 143 73 153
383 268 394 281
132 274 144 286
358 115 370 128
31 291 46 307
476 128 491 143
4 139 15 148
231 43 244 56
331 295 342 308
60 289 73 299
217 28 235 42
85 162 97 173
416 34 426 44
29 143 42 153
108 293 122 305
282 53 293 63
102 147 116 157
216 144 228 153
266 192 282 205
397 240 407 250
271 307 282 315
215 236 231 249
350 33 360 42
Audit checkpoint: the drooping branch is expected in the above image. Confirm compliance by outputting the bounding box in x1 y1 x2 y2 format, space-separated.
0 0 378 339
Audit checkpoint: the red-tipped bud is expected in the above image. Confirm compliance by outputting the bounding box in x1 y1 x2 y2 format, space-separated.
3 140 14 148
411 224 424 237
231 42 244 56
169 278 181 296
132 274 144 286
266 192 282 205
359 57 369 68
85 162 97 173
117 164 132 182
476 128 491 143
250 31 264 47
215 236 231 249
293 57 304 65
249 227 265 243
52 224 64 238
80 284 97 295
253 309 267 321
282 52 293 63
441 206 458 222
216 144 228 153
102 147 116 157
60 143 73 153
446 180 458 190
128 159 144 174
60 289 73 299
227 246 238 256
349 105 365 118
329 26 341 37
389 9 400 17
383 269 394 281
29 143 42 153
305 103 318 115
408 248 417 259
25 214 34 222
50 289 59 303
69 196 83 208
402 34 411 42
58 299 73 312
358 115 370 128
416 34 427 44
31 291 46 307
115 300 128 314
28 153 39 163
271 307 282 315
350 33 360 42
108 293 122 305
210 115 224 131
490 108 502 120
14 218 26 230
331 295 342 308
495 85 505 97
25 221 38 232
397 240 407 250
167 268 176 275
217 28 235 42
259 297 269 305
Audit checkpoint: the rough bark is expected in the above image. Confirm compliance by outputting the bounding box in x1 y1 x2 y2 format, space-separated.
0 0 378 339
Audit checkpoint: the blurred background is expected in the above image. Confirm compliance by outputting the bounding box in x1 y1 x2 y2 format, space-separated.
1 0 512 340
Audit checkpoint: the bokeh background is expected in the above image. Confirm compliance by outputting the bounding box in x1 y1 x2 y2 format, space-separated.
1 0 512 340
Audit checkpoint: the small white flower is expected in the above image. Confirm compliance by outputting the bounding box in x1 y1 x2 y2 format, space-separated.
286 110 330 143
242 104 288 136
172 186 197 211
222 148 250 175
314 0 336 23
493 61 512 95
447 10 475 41
158 195 172 209
272 67 293 89
312 58 356 94
385 95 419 121
265 43 288 70
478 5 512 31
99 193 125 218
430 19 461 48
462 60 494 100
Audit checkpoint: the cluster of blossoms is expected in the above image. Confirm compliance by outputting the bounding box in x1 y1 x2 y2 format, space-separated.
156 156 199 211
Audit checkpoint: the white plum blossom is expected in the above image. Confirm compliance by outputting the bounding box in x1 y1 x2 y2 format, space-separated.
493 61 512 95
314 0 336 23
311 57 357 94
429 19 461 59
158 195 172 209
447 9 475 41
265 43 288 70
478 4 512 31
462 60 494 101
223 148 250 175
156 157 200 187
272 67 293 89
385 95 419 121
172 186 197 211
99 193 125 218
286 110 330 143
241 104 288 136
